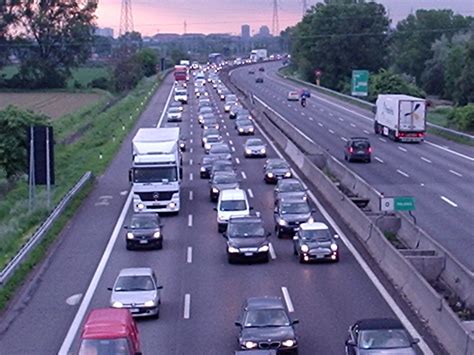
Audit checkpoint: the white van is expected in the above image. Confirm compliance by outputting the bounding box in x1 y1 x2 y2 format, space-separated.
174 88 188 104
215 189 250 232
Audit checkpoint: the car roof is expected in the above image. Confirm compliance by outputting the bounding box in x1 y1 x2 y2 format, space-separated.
82 308 134 340
213 171 237 179
229 215 262 224
277 178 301 186
300 222 328 231
220 188 246 200
118 267 153 277
350 136 369 141
355 318 405 330
245 297 284 310
246 138 263 144
266 158 286 164
131 213 158 219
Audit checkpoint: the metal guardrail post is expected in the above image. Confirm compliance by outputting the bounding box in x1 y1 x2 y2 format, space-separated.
0 171 93 286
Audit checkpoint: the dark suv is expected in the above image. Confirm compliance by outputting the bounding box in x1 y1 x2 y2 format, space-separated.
344 137 372 163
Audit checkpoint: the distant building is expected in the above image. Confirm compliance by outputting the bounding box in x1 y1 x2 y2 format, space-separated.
95 27 114 38
241 24 250 40
258 26 271 38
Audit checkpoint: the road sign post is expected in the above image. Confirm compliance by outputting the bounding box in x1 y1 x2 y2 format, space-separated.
351 70 369 97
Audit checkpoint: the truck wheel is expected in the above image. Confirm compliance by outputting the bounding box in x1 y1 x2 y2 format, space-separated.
374 122 379 134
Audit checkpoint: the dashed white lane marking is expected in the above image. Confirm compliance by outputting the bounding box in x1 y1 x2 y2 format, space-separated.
339 117 344 122
188 214 193 227
350 123 356 128
189 159 193 166
190 138 193 144
329 112 334 117
247 188 254 198
449 169 463 177
329 129 335 134
231 146 236 152
379 137 387 142
398 147 407 152
281 287 294 313
189 173 193 181
341 137 348 142
187 247 193 264
269 243 276 259
308 117 314 121
396 169 409 178
375 157 384 163
189 191 193 201
226 132 230 136
184 294 191 319
229 140 233 145
421 157 432 164
120 190 128 196
363 130 370 134
190 147 194 153
441 196 458 207
318 122 323 127
241 171 247 180
235 157 240 164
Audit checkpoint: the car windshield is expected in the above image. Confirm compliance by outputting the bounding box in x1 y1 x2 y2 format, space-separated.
300 229 331 242
168 108 181 113
247 140 263 146
226 95 237 102
269 162 288 169
220 200 247 211
175 90 186 95
200 107 212 114
206 136 221 143
281 202 310 214
244 309 290 327
114 275 155 292
238 119 252 126
210 145 230 154
359 329 412 350
238 110 249 115
130 216 159 229
79 338 132 355
353 141 370 149
133 167 178 183
214 174 237 184
280 181 304 192
228 222 264 237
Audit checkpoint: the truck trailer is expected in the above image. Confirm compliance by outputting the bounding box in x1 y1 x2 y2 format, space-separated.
374 94 426 142
130 127 182 213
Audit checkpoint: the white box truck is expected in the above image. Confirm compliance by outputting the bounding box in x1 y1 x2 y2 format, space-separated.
250 49 268 62
130 127 182 213
374 94 426 142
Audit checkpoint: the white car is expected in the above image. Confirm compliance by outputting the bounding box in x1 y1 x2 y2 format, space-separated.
204 134 224 153
167 107 182 122
174 89 188 103
287 91 300 101
215 189 251 233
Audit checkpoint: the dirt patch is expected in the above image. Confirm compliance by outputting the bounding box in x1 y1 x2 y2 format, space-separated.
0 92 104 119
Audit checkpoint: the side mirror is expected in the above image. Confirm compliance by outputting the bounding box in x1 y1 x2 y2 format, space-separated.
157 285 163 290
345 339 356 347
311 208 316 213
159 224 164 228
107 287 113 291
292 319 299 325
234 321 242 327
334 234 339 239
292 236 298 241
123 225 128 229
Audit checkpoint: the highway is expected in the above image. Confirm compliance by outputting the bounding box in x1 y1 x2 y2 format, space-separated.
230 62 474 271
0 72 440 354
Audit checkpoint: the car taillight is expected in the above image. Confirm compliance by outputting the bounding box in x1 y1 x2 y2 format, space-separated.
417 133 424 137
349 147 354 153
368 147 372 153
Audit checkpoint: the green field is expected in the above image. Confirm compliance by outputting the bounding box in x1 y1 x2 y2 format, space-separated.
0 65 111 89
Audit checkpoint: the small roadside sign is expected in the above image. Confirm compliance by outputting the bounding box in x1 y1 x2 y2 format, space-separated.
351 70 369 97
380 197 394 212
380 196 415 212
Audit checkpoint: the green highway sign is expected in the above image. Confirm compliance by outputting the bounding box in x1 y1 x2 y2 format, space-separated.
394 196 415 211
351 70 369 97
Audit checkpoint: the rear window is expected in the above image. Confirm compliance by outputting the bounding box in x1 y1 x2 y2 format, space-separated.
79 338 133 355
352 141 370 149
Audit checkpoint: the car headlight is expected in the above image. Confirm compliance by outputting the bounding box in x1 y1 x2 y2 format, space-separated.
202 137 208 143
282 339 295 347
260 148 266 154
258 245 269 252
278 219 288 226
153 231 161 239
301 244 309 253
228 246 239 253
205 143 211 150
212 187 219 193
168 202 176 209
244 341 258 349
127 232 134 240
267 172 274 178
245 149 252 154
307 216 314 223
284 171 292 177
200 167 206 172
249 127 254 132
137 203 145 211
330 243 338 251
239 128 244 132
112 301 123 308
144 300 156 307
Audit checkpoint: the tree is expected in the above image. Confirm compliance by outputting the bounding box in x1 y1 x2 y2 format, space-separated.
112 52 143 92
290 1 389 90
9 0 97 88
454 36 474 105
0 1 18 70
368 69 425 102
0 106 48 181
135 48 158 77
390 10 473 84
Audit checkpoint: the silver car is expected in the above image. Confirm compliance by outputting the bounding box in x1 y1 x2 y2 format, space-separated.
109 267 163 318
167 107 182 122
209 143 232 161
244 138 267 158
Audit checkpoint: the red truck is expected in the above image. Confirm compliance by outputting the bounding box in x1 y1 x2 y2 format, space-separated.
78 308 142 355
174 65 187 82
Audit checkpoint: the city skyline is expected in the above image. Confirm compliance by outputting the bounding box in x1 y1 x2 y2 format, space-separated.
96 0 474 37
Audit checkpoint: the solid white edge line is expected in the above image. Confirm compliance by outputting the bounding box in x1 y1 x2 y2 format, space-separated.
424 141 474 162
184 294 191 319
441 196 458 208
187 247 193 264
251 117 433 354
379 138 387 142
281 287 295 313
269 243 276 260
58 192 133 355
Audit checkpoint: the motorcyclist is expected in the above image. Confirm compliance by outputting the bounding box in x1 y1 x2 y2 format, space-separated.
300 95 306 107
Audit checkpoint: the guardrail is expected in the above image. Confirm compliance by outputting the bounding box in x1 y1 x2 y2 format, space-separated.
0 172 93 286
278 71 474 142
222 69 474 354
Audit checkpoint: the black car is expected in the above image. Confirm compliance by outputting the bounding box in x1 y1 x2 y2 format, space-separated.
259 67 265 72
200 155 217 178
274 179 307 205
345 318 419 355
292 222 339 263
209 143 232 161
264 159 292 183
274 198 313 238
223 216 270 263
344 137 372 163
124 213 163 250
256 77 264 83
235 297 299 354
236 119 255 135
210 159 235 178
210 171 240 202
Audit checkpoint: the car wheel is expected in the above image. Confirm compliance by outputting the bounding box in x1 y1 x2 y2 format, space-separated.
299 255 305 264
228 254 234 264
367 157 371 163
293 246 298 255
126 243 132 251
263 253 270 263
157 240 163 250
153 308 160 319
344 154 347 161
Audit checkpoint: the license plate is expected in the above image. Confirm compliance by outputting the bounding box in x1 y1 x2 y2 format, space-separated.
130 308 139 313
244 252 253 256
315 254 325 259
139 240 148 244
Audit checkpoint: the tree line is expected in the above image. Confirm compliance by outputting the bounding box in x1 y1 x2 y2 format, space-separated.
285 0 474 130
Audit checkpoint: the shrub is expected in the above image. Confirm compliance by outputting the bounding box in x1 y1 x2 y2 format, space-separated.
447 104 474 132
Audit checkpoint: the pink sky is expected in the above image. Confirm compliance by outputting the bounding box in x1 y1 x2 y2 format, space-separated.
96 0 474 37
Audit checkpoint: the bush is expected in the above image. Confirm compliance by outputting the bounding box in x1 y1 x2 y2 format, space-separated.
89 76 110 90
447 104 474 132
